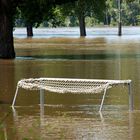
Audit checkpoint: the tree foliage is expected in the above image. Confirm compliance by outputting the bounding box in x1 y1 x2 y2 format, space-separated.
18 0 43 27
103 0 140 26
59 0 106 21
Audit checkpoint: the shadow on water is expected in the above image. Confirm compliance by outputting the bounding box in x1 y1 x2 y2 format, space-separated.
16 53 140 61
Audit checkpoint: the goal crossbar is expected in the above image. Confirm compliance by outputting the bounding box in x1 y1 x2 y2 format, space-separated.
11 78 133 111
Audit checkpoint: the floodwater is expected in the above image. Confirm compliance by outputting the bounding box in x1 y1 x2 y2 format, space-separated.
1 27 140 140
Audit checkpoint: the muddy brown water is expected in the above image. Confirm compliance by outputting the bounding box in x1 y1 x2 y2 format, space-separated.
1 32 140 139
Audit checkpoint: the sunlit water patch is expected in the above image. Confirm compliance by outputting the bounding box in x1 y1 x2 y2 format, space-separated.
13 27 140 38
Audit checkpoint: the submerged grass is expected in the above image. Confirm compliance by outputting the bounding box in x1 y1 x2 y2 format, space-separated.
14 37 139 54
14 37 105 44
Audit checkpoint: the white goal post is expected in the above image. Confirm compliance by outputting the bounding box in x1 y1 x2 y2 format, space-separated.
12 78 133 112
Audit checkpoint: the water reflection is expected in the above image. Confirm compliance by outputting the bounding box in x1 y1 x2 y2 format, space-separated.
0 124 8 140
11 105 134 140
0 60 16 104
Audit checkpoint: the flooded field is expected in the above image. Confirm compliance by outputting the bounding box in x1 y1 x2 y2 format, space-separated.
1 27 140 139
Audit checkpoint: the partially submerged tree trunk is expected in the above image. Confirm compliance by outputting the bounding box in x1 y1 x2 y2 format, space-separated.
118 0 122 36
78 14 86 36
26 24 33 37
0 0 15 58
104 10 111 25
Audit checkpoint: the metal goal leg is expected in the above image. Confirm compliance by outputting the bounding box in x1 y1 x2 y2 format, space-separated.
12 86 19 107
99 85 109 112
128 82 133 111
40 89 45 127
40 89 45 116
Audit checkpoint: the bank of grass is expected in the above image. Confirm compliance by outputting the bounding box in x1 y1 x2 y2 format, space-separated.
14 37 106 49
14 37 138 54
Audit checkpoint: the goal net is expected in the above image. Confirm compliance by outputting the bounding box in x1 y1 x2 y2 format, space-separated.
12 78 132 111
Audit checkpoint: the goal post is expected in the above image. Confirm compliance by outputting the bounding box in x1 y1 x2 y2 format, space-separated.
11 78 133 111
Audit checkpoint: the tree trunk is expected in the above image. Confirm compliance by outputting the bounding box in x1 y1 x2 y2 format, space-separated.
0 0 15 58
118 0 122 36
78 14 86 37
26 24 33 37
104 10 111 25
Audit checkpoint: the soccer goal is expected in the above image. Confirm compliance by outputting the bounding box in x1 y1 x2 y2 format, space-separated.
12 78 133 111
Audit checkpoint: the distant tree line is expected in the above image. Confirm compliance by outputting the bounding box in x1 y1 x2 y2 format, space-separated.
15 0 140 28
105 0 140 26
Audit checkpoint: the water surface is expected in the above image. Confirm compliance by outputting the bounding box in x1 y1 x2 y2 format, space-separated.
1 27 140 140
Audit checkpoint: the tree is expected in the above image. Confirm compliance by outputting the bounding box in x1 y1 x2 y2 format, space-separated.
0 0 18 58
18 0 44 37
123 0 140 25
0 0 77 58
60 0 106 36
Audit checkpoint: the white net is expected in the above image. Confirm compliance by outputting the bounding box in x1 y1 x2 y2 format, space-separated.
17 78 131 94
12 78 133 111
